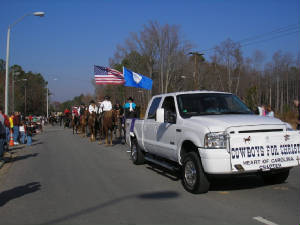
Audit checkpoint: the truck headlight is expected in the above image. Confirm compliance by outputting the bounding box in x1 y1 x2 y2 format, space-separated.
204 132 228 149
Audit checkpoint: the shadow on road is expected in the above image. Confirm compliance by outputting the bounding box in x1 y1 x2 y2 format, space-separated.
39 190 179 225
0 182 41 207
11 153 39 162
145 163 267 191
209 175 265 191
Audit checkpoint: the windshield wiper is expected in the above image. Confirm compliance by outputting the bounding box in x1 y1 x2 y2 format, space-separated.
221 111 252 114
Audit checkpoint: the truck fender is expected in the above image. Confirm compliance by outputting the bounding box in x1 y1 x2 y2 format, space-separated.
177 132 202 165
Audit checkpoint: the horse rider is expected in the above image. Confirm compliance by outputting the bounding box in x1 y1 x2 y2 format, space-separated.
99 96 112 114
64 108 71 127
72 106 79 117
123 97 137 137
114 103 124 115
89 100 98 114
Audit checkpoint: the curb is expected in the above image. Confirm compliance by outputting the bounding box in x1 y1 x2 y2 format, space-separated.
0 152 13 169
0 160 4 169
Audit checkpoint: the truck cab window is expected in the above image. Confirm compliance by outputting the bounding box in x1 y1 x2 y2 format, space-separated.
147 97 162 119
162 96 176 114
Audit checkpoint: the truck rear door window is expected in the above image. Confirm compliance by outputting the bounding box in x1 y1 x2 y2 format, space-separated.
147 97 162 119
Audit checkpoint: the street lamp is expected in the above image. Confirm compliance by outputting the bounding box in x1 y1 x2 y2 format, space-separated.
4 11 45 115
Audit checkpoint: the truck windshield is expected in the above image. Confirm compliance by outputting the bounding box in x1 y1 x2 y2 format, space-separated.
176 93 253 118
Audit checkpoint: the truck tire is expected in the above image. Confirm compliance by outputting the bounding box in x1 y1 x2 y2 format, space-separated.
261 169 290 184
130 138 144 165
182 152 210 194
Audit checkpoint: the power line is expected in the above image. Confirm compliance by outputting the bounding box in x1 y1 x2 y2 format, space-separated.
200 23 300 53
238 23 299 44
241 30 299 48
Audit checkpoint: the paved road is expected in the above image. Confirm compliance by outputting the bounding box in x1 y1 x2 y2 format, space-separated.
0 126 299 225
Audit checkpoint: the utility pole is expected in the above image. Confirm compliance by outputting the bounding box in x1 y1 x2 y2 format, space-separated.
47 87 49 118
24 80 27 116
188 52 204 90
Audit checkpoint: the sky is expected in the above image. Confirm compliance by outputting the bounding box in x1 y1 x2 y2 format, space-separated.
0 0 299 102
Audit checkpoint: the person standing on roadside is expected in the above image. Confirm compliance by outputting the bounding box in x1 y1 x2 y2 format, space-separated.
26 122 33 146
266 106 274 117
19 121 26 144
0 108 6 157
0 108 10 145
13 112 20 145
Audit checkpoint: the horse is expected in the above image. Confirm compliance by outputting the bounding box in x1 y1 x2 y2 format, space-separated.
64 114 71 128
71 115 80 134
88 112 97 141
113 109 125 142
95 112 103 142
80 110 89 137
100 110 114 145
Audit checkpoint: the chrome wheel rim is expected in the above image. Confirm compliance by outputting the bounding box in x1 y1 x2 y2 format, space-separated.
184 161 197 188
131 144 137 161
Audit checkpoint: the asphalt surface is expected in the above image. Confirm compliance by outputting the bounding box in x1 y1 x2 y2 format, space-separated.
0 125 299 225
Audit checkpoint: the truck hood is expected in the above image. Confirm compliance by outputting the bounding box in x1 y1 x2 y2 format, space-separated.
185 114 285 132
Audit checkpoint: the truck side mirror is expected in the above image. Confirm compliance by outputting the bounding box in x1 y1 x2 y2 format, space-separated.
165 111 177 124
155 108 165 123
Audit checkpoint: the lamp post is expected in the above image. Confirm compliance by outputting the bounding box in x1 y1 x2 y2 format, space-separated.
4 11 45 115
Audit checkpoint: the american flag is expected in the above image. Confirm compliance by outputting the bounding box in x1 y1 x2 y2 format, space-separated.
94 65 124 85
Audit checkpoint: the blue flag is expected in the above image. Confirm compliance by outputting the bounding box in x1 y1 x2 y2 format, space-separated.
123 67 153 90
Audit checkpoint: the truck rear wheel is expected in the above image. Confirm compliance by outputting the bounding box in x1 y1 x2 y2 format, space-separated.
261 169 290 184
182 152 210 194
131 139 144 165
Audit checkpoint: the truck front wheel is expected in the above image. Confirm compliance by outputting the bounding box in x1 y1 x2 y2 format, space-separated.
182 152 210 194
130 139 144 165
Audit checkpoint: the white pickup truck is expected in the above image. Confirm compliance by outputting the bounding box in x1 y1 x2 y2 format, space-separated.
126 91 300 194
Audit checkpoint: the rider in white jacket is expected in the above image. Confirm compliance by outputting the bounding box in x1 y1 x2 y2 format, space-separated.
100 96 112 113
89 100 98 114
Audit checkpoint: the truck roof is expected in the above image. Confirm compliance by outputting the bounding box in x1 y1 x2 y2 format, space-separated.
152 90 232 98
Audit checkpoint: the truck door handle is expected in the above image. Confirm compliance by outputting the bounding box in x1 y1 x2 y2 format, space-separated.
176 129 181 132
170 141 175 145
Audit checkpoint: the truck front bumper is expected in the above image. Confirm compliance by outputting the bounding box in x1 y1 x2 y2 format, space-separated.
198 148 233 174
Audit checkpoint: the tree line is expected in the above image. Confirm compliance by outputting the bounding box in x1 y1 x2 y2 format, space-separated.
95 21 299 116
0 59 48 116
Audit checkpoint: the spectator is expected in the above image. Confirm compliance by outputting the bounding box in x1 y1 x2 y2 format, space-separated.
266 106 274 117
0 108 10 144
257 105 266 116
26 122 33 146
0 109 6 157
13 112 20 145
19 121 26 144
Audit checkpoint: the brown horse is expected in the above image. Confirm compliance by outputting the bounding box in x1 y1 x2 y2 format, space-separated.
100 110 114 145
88 112 97 141
71 115 80 134
80 110 89 137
